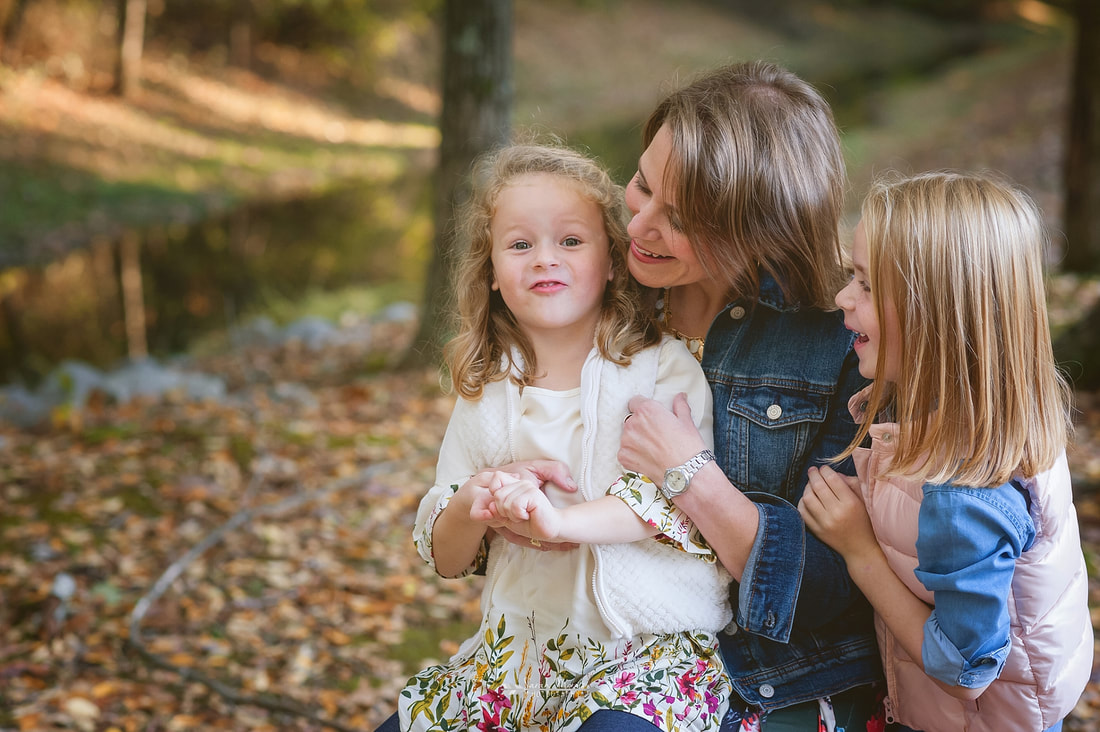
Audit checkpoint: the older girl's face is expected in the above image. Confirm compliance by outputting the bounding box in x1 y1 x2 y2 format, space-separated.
834 220 902 382
624 124 708 289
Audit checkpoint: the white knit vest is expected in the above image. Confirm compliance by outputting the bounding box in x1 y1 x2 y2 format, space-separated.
473 339 733 638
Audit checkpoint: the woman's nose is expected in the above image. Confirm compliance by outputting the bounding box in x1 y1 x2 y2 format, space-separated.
627 207 656 240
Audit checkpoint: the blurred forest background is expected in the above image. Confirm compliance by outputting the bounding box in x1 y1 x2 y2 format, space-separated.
2 0 1100 730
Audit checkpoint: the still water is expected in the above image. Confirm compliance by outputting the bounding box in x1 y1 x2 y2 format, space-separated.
0 175 432 385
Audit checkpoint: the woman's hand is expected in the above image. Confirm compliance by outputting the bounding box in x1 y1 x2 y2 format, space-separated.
493 459 578 494
798 465 878 561
619 392 707 481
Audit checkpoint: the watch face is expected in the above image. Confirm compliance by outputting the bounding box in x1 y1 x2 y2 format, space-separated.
665 470 687 494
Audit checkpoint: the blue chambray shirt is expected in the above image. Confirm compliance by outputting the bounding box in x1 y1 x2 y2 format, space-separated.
916 480 1035 688
702 271 883 710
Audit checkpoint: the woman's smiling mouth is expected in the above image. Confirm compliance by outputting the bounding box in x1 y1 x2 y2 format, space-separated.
630 240 673 261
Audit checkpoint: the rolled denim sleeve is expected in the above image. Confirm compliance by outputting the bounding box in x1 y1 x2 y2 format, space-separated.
737 494 805 642
738 493 862 642
915 482 1035 688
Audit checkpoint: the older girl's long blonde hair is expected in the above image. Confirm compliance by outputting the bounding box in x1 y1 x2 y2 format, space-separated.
844 171 1072 486
444 142 661 400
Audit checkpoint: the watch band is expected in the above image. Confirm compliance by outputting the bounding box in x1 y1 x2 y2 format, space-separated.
661 449 716 499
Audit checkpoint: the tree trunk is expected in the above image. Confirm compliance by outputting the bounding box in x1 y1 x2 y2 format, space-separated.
114 0 147 98
118 231 148 359
1054 300 1100 390
1062 0 1100 272
0 0 30 64
229 0 253 70
399 0 514 370
1 289 30 382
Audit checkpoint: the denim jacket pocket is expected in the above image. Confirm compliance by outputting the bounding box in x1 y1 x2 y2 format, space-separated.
723 386 830 499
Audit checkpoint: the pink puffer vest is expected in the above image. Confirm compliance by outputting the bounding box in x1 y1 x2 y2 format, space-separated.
848 388 1092 732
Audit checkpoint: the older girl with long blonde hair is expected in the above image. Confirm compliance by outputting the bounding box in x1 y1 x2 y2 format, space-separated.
800 171 1091 732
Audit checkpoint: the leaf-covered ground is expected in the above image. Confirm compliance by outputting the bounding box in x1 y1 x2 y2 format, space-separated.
2 318 1100 731
0 322 484 731
1 3 1097 730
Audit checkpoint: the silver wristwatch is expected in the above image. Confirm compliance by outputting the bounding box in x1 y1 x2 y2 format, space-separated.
661 449 716 499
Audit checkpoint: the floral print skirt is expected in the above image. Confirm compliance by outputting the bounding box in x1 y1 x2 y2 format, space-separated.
398 611 730 732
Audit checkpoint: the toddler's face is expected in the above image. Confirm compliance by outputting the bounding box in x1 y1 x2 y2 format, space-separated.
489 173 613 342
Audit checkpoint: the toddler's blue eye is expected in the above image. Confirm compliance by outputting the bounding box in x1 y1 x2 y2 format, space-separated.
563 237 581 247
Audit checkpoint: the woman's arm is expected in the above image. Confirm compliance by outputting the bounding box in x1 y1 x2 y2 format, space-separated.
620 392 758 579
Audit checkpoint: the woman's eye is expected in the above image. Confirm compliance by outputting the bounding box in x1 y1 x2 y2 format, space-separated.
668 217 684 233
632 176 650 195
562 236 581 247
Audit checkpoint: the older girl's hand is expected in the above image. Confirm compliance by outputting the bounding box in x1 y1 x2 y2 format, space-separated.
619 393 707 482
798 465 878 561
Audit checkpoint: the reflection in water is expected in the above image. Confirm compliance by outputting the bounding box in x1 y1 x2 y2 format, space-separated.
0 176 431 385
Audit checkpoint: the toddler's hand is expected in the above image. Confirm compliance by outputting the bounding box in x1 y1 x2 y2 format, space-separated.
467 470 518 526
486 474 563 541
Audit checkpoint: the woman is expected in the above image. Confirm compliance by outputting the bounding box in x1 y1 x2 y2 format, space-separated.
375 61 882 732
605 60 882 730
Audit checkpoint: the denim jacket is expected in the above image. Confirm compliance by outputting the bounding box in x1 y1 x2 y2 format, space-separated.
701 272 882 710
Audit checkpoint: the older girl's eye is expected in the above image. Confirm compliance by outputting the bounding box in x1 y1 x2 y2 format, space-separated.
846 271 870 293
632 175 651 196
562 236 581 247
668 216 684 233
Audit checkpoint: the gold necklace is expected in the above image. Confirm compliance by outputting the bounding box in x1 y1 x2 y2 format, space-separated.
656 287 705 362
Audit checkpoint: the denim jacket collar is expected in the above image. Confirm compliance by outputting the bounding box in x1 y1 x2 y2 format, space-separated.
753 271 800 313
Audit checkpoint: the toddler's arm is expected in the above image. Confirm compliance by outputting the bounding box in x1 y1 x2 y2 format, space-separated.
429 471 500 578
478 473 658 545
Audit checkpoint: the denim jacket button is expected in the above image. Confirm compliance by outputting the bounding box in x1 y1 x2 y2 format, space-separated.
730 305 746 320
759 683 775 698
766 404 782 420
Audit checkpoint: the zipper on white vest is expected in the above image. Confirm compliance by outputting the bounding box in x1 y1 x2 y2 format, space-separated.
579 351 630 638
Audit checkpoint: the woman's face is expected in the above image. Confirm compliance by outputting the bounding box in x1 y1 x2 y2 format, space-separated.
624 124 708 289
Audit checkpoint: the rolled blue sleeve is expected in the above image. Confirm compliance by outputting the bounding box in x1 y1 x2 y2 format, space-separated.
915 481 1035 688
737 493 860 642
738 495 804 642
